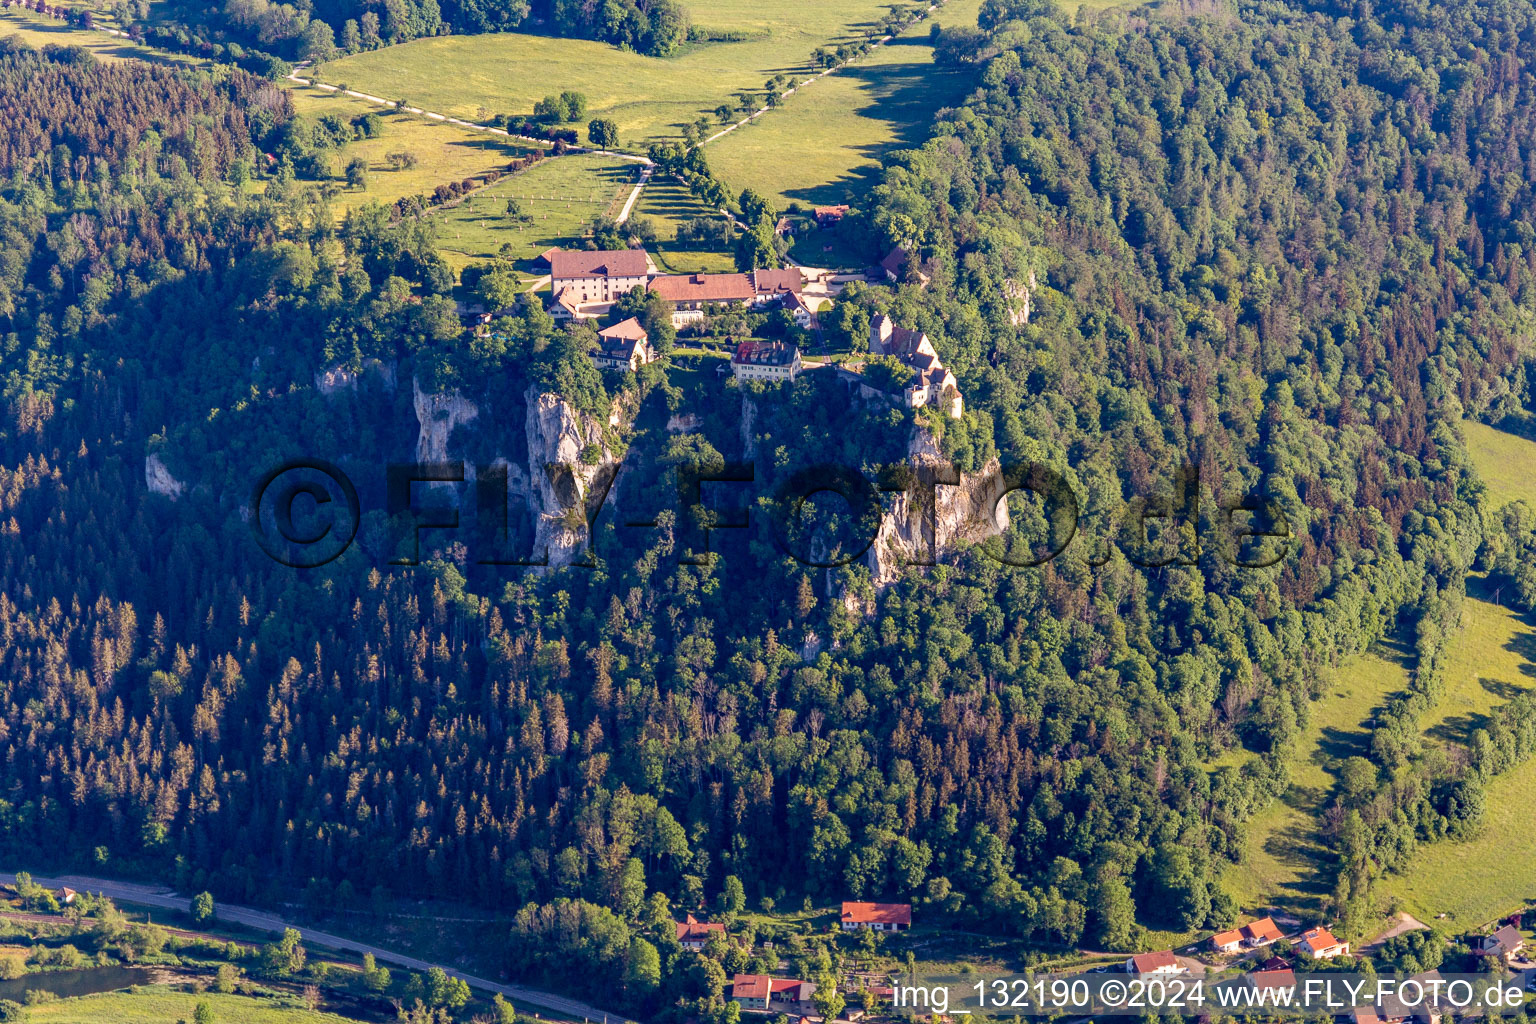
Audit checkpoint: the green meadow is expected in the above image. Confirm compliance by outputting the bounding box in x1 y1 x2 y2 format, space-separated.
0 7 204 66
314 0 909 147
23 987 363 1024
288 86 539 217
703 0 987 207
634 177 739 274
1463 418 1536 510
1418 592 1534 746
430 152 639 268
1221 646 1411 917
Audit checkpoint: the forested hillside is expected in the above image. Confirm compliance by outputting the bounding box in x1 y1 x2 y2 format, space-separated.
2 0 1536 1016
878 0 1536 936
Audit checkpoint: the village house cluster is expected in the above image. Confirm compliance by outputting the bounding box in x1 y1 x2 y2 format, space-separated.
666 901 914 1021
542 248 827 330
544 248 963 417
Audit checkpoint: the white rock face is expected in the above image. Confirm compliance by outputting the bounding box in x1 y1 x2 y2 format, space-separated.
409 379 626 569
316 359 397 396
866 433 1010 586
740 397 758 461
524 387 623 568
145 453 185 499
1005 268 1039 326
666 412 701 434
413 378 480 464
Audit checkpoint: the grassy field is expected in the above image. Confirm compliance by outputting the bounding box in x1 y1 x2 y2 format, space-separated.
704 0 986 207
634 178 740 274
430 153 638 268
1388 766 1536 928
1222 645 1411 917
1463 419 1536 509
287 86 538 217
0 8 205 66
24 987 363 1024
1418 591 1535 745
314 0 931 147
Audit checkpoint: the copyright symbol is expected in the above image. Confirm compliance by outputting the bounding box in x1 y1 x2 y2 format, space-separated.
250 459 360 568
1100 979 1127 1008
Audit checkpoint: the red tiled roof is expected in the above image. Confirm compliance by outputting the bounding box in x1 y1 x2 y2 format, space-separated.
1212 929 1243 947
1248 969 1296 992
599 317 648 342
677 914 726 943
841 901 911 926
551 248 650 279
1243 917 1283 944
1129 950 1180 973
732 975 772 1000
649 273 755 303
752 268 803 296
1299 927 1344 954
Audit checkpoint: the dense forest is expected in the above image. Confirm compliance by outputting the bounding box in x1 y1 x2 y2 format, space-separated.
4 0 1536 1015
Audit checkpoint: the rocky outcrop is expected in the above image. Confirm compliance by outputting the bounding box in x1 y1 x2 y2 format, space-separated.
523 387 624 568
408 378 627 569
1005 269 1038 326
740 397 758 461
667 412 701 434
413 378 480 464
145 453 185 499
316 359 397 396
865 430 1010 586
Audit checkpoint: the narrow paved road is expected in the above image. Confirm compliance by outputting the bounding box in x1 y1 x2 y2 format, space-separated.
1 871 636 1024
615 164 654 225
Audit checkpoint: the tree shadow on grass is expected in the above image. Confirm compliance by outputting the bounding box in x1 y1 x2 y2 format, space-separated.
1254 784 1338 917
775 38 980 207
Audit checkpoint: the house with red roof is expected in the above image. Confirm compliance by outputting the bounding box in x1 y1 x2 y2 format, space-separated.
1298 926 1350 960
1126 950 1184 977
840 901 912 932
676 913 726 952
1212 916 1283 952
731 974 818 1012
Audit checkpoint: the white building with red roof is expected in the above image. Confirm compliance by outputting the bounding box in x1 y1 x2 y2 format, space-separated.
840 901 912 932
550 248 654 306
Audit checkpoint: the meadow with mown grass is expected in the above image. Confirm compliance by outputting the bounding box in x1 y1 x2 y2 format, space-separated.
287 86 540 217
1221 646 1410 918
0 7 204 66
1463 419 1536 510
312 0 933 147
703 0 986 207
429 153 638 269
22 987 365 1024
634 178 739 274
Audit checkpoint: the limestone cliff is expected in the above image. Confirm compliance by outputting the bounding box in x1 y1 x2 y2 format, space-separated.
413 378 480 464
523 387 625 567
865 428 1010 586
409 379 627 569
145 453 185 499
316 359 397 396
